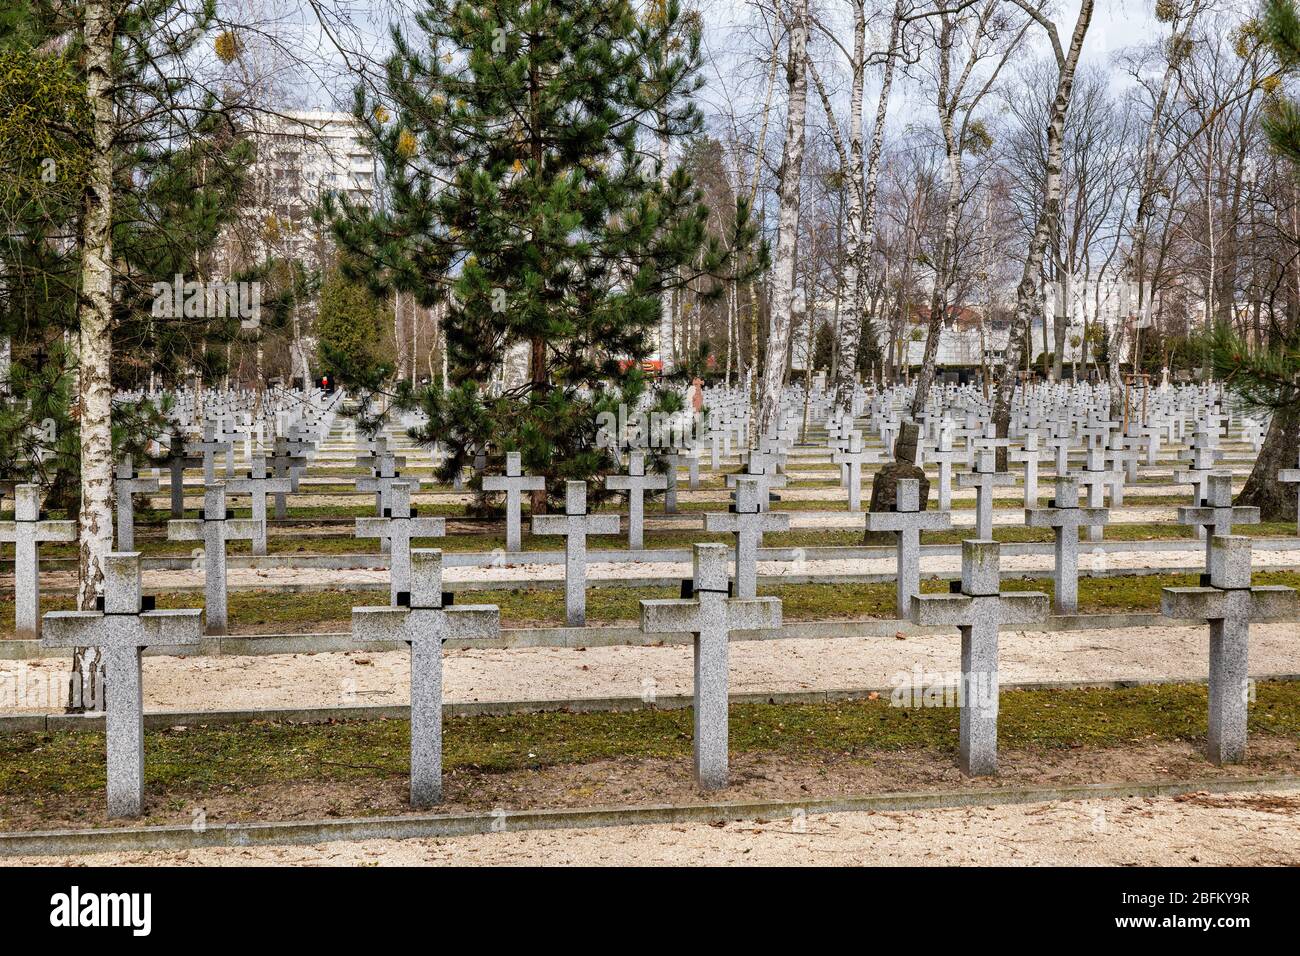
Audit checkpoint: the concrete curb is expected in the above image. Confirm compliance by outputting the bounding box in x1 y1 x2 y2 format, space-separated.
4 773 1297 858
0 609 1263 660
5 673 1298 735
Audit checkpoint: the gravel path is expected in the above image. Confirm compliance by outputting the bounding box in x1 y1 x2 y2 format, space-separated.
6 621 1298 715
10 789 1298 865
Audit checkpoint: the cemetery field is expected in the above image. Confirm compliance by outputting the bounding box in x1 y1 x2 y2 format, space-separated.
7 571 1300 636
2 682 1299 833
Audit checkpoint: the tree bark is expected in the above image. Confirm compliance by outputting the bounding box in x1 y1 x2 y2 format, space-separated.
757 0 809 437
1237 404 1299 520
70 0 117 713
991 1 1095 461
832 0 904 415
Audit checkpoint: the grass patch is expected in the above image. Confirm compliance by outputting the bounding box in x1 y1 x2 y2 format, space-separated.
7 570 1300 635
2 682 1297 799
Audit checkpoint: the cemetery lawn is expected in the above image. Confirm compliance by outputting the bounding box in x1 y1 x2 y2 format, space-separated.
6 570 1300 635
12 520 1300 564
2 682 1298 830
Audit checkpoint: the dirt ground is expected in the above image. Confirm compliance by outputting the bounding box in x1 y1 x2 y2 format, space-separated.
8 782 1300 866
3 736 1297 836
6 621 1300 715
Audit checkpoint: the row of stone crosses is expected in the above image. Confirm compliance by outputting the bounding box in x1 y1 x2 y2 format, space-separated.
4 378 1295 821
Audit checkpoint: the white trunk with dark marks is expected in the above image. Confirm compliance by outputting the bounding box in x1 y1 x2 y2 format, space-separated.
833 0 903 414
993 1 1095 447
758 0 809 437
71 0 117 712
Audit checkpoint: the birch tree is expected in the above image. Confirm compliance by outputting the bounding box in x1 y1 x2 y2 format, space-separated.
758 0 810 435
990 0 1094 450
909 0 1031 416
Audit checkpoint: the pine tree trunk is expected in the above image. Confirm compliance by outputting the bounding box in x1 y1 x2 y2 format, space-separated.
758 0 809 437
1237 404 1300 520
70 0 116 713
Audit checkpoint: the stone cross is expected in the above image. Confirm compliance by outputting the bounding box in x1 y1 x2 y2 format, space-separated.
639 543 782 790
482 451 545 552
832 431 875 512
1025 476 1110 613
225 457 293 555
864 478 952 618
1008 434 1042 508
356 481 447 605
42 552 203 817
1161 535 1296 764
956 450 1016 539
357 448 420 551
352 549 500 807
531 481 620 626
605 450 666 550
164 445 200 518
269 435 309 519
0 484 75 638
911 540 1049 775
1278 452 1300 536
928 431 966 511
114 455 159 551
1174 434 1222 503
185 423 231 484
166 484 258 634
1074 447 1121 542
1177 473 1259 571
704 476 790 598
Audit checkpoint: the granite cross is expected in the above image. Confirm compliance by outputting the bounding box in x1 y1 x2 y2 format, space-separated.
531 481 620 626
225 456 294 555
832 431 876 512
356 481 447 605
1177 473 1260 571
863 477 951 618
1024 476 1109 613
185 423 232 484
910 540 1049 775
114 455 159 551
269 435 309 519
352 549 500 806
41 552 203 817
1278 452 1300 536
1008 434 1042 508
166 484 258 634
164 445 201 518
956 449 1016 539
482 451 545 552
0 484 75 638
1161 535 1296 764
605 450 666 550
704 476 790 599
639 543 782 790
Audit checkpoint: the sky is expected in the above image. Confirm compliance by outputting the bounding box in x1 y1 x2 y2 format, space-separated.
262 0 1172 115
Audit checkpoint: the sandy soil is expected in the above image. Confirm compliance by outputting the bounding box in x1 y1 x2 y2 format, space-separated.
5 621 1299 715
14 540 1293 593
10 784 1300 866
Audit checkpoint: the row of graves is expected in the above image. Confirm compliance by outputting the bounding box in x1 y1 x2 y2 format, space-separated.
0 379 1297 840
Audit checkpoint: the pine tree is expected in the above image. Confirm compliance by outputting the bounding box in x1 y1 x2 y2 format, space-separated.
325 0 761 502
1207 0 1300 520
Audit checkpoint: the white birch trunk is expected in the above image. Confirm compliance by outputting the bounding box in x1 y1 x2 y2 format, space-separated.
758 0 809 437
993 1 1095 442
71 0 117 712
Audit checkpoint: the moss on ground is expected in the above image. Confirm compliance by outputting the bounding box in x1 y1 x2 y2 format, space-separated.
6 569 1300 635
1 682 1296 799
